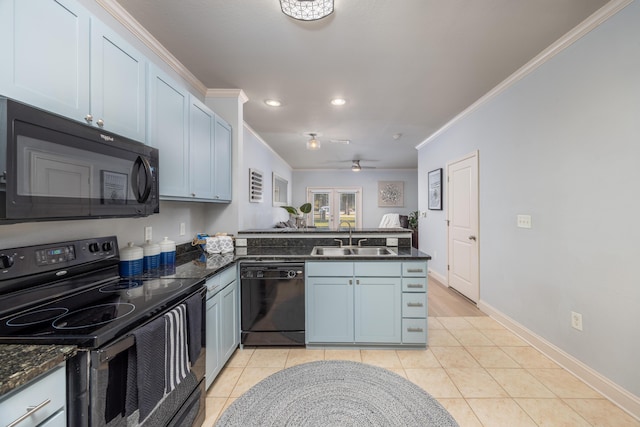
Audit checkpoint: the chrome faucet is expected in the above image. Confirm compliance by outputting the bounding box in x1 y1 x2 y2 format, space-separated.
340 221 353 247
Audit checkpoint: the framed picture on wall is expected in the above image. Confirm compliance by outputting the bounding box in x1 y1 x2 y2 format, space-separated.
378 181 404 207
428 168 442 210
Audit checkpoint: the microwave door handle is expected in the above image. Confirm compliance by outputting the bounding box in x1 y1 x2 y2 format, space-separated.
132 156 152 202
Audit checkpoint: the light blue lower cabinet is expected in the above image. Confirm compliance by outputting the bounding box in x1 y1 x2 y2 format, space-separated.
306 261 417 346
206 269 239 390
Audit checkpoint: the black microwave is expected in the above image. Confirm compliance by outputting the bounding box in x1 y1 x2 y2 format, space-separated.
0 97 159 223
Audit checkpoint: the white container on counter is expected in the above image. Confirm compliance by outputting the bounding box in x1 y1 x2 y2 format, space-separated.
159 236 176 268
119 242 143 277
142 239 161 274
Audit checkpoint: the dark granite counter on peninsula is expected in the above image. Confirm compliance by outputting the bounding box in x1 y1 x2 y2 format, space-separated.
0 344 76 397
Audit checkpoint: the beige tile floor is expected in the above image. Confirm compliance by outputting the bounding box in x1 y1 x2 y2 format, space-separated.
203 316 639 426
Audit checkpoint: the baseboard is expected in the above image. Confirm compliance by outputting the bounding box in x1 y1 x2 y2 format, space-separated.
428 269 448 286
478 301 640 421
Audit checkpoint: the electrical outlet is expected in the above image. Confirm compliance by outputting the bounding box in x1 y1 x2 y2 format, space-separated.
235 238 247 247
386 237 398 247
571 311 583 331
144 226 152 241
517 214 532 229
179 223 186 236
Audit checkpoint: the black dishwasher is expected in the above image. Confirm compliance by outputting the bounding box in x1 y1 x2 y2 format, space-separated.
240 263 305 346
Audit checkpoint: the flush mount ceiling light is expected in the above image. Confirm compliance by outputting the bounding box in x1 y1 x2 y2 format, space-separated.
306 133 321 150
331 98 346 106
264 99 282 107
280 0 334 21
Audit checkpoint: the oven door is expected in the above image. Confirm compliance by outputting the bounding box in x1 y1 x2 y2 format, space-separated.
69 288 205 427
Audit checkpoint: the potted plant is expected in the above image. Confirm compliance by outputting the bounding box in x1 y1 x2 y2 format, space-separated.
282 203 312 228
408 210 419 248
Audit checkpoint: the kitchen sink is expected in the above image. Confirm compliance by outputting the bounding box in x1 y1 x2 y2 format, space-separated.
310 246 397 257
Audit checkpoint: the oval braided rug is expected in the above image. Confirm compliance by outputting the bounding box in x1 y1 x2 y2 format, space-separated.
215 360 459 426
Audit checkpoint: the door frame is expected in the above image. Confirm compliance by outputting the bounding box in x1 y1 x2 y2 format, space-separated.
446 150 480 302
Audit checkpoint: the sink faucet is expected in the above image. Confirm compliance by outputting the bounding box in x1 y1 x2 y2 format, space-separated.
339 221 353 247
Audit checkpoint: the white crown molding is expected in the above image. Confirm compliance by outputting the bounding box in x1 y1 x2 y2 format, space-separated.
478 300 640 421
244 122 292 169
416 0 634 150
206 89 249 104
95 0 207 95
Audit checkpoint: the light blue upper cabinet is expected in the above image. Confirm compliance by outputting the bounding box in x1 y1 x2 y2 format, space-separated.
90 19 146 142
0 0 146 142
189 96 216 200
0 0 91 120
214 116 232 202
147 64 189 198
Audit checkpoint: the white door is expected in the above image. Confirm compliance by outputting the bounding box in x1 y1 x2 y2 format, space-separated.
307 188 362 230
447 151 479 302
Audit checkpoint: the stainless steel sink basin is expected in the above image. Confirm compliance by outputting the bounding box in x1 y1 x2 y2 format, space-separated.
349 247 396 256
310 246 397 256
310 247 353 256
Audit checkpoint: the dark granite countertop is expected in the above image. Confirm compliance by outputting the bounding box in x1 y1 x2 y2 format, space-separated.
238 228 412 234
0 344 76 398
235 246 430 261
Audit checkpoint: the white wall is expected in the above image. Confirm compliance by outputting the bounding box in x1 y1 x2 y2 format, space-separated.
418 0 640 398
292 169 418 228
0 201 206 249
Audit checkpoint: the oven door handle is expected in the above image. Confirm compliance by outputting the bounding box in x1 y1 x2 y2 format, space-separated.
98 285 205 364
99 335 135 364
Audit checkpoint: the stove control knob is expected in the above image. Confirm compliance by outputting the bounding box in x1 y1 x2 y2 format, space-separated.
0 254 14 269
89 243 100 253
102 241 113 252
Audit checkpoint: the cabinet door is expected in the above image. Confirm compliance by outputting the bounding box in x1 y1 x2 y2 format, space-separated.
355 277 402 343
189 96 216 200
220 280 239 362
148 65 189 198
0 0 90 120
213 116 232 202
306 277 353 343
90 19 146 142
205 292 221 389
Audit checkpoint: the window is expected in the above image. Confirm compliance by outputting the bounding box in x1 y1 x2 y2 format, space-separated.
306 187 362 230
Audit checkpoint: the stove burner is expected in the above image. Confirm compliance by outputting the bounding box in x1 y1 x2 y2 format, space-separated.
52 303 135 330
99 279 144 293
6 307 69 327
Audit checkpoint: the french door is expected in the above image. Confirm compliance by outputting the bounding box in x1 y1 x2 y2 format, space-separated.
306 187 362 230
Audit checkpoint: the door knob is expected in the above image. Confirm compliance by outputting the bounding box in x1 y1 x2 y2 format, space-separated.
468 235 477 241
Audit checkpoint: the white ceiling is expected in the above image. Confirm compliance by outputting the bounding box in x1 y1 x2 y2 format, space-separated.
114 0 608 171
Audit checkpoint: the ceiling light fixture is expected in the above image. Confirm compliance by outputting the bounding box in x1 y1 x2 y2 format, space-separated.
280 0 334 21
265 99 282 107
351 160 362 172
306 133 321 150
331 98 346 106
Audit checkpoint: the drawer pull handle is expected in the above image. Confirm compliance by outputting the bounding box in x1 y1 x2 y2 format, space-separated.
7 399 51 427
407 268 424 273
407 284 423 288
349 279 352 285
407 302 424 307
407 327 424 333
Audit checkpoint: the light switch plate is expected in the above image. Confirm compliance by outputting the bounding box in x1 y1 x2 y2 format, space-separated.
517 215 532 229
179 223 186 236
144 226 152 241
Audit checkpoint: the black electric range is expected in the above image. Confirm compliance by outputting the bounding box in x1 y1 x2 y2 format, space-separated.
0 236 204 349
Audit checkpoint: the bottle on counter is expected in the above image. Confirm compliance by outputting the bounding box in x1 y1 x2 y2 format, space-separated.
142 239 161 275
119 242 143 277
159 237 176 275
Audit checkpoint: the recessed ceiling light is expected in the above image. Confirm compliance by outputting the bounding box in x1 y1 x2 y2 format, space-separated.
330 98 346 106
265 99 282 107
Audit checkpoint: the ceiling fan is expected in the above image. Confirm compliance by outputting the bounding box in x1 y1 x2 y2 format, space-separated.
350 160 376 172
304 132 351 151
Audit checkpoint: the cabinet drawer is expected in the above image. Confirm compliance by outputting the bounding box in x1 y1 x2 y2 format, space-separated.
0 364 66 427
354 262 401 277
306 262 353 277
402 318 427 344
402 277 427 292
402 262 427 277
218 264 237 287
402 293 427 318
